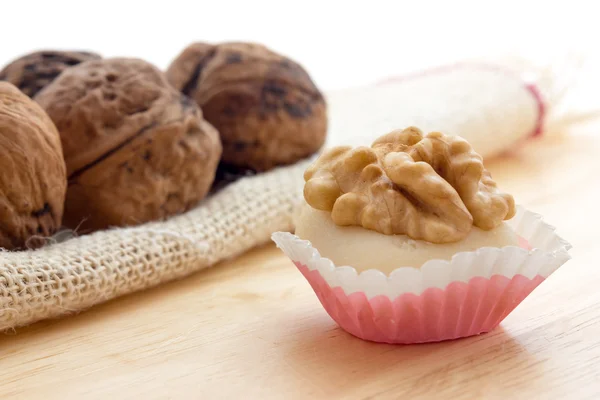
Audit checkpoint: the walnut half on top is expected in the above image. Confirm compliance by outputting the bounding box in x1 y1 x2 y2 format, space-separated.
303 127 516 244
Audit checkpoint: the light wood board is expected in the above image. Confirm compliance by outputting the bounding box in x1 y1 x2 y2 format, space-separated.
1 130 599 399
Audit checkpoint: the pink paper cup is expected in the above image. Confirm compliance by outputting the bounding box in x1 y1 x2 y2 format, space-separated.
272 206 571 344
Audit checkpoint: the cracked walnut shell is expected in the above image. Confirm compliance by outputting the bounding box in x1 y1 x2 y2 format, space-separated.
34 58 222 232
303 127 516 244
166 42 327 172
0 50 101 97
0 82 67 250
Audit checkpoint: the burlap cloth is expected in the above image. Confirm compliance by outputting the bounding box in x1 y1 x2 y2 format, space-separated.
0 160 309 330
0 59 590 330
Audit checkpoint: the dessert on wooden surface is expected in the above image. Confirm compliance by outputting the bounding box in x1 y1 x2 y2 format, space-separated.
273 127 571 344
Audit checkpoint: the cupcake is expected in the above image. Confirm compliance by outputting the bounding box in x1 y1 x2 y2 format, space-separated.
272 127 571 344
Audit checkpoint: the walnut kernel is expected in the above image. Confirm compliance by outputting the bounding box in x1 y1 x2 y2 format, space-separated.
303 127 516 244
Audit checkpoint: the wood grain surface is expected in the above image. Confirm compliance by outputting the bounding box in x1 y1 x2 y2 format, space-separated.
0 130 599 399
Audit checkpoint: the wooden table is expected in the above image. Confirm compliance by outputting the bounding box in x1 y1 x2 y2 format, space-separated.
1 130 599 399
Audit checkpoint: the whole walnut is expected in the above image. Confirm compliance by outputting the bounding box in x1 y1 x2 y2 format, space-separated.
166 42 327 172
0 50 101 97
34 58 222 232
0 82 67 250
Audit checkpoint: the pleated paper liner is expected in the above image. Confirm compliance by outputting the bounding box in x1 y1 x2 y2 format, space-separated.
272 206 571 344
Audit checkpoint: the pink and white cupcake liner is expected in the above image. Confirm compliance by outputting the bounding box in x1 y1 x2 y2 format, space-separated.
272 206 571 344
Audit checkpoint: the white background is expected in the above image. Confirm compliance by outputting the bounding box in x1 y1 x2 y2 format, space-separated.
0 0 597 91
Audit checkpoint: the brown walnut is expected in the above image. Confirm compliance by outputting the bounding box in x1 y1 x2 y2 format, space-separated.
34 58 222 232
303 127 516 244
0 50 101 97
166 42 327 172
0 82 67 250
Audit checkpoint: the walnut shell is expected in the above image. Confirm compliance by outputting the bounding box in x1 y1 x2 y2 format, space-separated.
166 42 327 172
34 58 222 232
0 50 101 97
304 127 516 244
0 82 67 250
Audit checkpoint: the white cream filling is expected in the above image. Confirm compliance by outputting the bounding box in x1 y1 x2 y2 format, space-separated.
294 203 519 274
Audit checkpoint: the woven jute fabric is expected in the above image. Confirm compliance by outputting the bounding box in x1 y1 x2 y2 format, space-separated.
0 160 309 330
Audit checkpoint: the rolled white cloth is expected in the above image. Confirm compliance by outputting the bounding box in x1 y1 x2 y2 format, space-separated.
325 63 544 159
